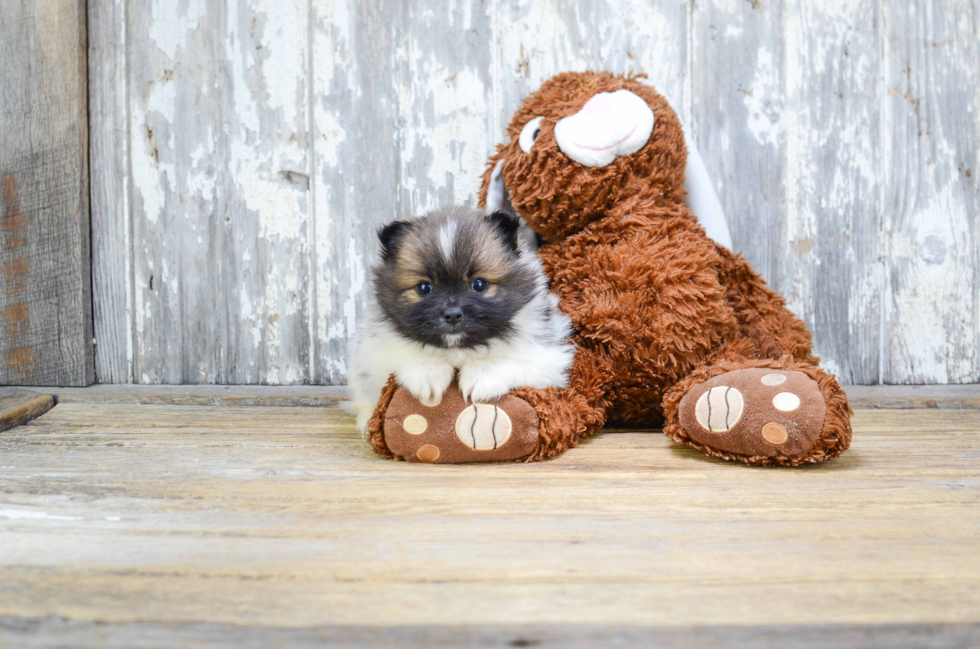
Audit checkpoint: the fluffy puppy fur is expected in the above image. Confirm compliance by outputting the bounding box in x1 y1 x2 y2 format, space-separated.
348 205 574 432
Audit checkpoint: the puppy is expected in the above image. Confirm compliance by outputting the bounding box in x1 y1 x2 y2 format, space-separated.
348 206 574 432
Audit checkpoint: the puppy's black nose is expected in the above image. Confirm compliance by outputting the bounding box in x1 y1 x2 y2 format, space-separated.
442 306 464 325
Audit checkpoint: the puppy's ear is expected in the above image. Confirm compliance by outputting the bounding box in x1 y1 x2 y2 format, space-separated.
485 210 522 252
377 220 413 261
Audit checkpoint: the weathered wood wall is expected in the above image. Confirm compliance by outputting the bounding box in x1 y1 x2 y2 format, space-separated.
88 0 980 386
0 0 93 387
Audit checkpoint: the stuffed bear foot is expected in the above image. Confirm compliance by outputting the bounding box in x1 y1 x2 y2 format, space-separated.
668 364 851 466
381 381 540 463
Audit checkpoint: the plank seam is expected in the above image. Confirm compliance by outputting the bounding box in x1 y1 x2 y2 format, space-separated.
307 0 318 386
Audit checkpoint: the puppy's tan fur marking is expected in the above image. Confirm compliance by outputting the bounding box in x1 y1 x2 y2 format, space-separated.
470 236 511 283
393 233 432 299
401 289 423 305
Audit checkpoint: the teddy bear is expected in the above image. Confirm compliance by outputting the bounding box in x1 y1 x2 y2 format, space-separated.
366 71 852 467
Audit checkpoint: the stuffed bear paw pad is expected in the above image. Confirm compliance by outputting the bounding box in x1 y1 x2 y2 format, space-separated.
383 381 539 463
679 368 827 461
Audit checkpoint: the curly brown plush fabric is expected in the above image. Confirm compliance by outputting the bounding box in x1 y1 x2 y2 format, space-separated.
369 71 851 466
366 376 399 460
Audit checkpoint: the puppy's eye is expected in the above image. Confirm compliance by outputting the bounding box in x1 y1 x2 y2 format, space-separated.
471 278 489 293
518 116 545 153
416 281 432 296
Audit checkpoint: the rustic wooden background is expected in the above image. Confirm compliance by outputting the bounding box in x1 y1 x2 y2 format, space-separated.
80 0 977 386
0 0 92 386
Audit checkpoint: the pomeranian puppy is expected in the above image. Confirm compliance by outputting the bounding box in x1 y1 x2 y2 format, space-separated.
348 206 574 432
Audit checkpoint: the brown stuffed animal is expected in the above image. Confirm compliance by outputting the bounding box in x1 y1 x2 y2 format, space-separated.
367 71 852 467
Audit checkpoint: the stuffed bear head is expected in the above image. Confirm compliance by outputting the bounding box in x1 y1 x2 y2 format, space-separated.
479 71 689 243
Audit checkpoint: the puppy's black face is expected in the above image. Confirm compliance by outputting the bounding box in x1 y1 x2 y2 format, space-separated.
374 207 538 349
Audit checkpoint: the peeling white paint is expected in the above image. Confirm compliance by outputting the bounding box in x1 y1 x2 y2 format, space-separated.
395 55 489 212
148 0 206 60
91 0 979 386
743 48 782 147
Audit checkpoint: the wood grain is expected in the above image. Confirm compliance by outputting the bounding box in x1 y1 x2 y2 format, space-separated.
846 384 980 409
0 388 54 432
0 401 978 645
692 0 787 289
0 0 93 386
785 0 882 386
125 0 314 384
692 0 883 385
23 382 978 409
880 0 980 383
87 1 980 385
89 0 133 384
51 383 348 407
2 618 978 649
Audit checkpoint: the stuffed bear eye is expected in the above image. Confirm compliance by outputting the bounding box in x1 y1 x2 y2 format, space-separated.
518 116 545 153
471 278 489 293
416 281 432 296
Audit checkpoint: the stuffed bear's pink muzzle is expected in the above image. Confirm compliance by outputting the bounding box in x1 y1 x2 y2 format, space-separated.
553 89 655 167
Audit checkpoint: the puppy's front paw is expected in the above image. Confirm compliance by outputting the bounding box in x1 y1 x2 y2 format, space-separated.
458 364 514 404
396 361 455 406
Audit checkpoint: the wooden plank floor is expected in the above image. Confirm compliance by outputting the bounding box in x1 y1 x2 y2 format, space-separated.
1 393 979 647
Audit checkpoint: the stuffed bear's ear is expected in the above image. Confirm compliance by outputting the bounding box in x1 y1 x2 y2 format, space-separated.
484 160 513 214
484 210 522 252
377 220 413 261
682 127 732 250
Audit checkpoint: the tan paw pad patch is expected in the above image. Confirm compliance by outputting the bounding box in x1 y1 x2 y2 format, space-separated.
402 414 428 435
761 373 787 386
694 386 744 432
773 392 801 412
455 404 512 450
761 422 789 445
416 444 441 462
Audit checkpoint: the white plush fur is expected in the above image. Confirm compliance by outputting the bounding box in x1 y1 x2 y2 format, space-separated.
348 255 575 432
553 89 654 167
